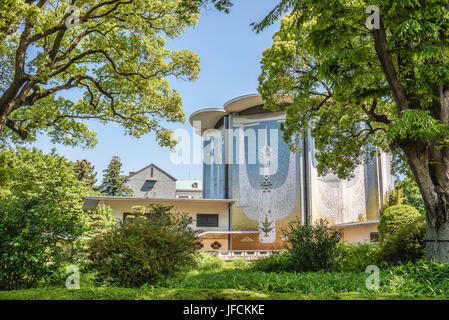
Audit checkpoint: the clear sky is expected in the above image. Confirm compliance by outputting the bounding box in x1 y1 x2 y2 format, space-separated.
33 0 281 182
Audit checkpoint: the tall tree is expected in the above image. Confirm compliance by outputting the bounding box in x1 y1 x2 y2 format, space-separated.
255 1 449 261
74 159 97 190
100 156 132 196
0 0 231 148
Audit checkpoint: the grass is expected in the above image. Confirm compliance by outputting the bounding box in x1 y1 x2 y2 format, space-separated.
2 257 449 300
0 287 444 300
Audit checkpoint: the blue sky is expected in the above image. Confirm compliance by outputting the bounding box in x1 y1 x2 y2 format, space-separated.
33 0 281 182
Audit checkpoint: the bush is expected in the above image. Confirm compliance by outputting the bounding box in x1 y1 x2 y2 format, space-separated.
0 148 88 290
283 219 343 272
378 204 421 242
194 252 225 271
334 243 382 272
0 196 86 290
379 218 426 264
88 205 199 287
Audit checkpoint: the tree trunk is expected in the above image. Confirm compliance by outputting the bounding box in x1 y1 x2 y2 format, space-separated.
426 217 449 262
406 148 449 262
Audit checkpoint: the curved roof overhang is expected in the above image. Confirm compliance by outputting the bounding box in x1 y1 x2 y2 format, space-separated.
223 93 264 113
189 108 229 135
189 94 294 136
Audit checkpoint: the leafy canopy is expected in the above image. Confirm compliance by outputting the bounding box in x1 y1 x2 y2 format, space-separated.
257 0 449 179
0 0 230 148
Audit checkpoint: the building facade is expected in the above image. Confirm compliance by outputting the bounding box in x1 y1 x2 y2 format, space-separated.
83 93 393 252
125 163 203 199
190 94 393 249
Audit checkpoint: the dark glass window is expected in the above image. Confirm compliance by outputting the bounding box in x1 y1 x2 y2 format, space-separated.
197 214 219 227
370 232 379 242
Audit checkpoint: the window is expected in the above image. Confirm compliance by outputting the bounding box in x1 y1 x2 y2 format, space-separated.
196 214 219 227
370 232 379 242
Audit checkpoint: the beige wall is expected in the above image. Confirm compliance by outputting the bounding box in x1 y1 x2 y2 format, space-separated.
334 224 378 244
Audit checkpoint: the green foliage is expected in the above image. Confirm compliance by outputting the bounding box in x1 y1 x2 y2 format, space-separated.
2 287 436 300
86 205 115 239
379 219 426 264
378 205 422 242
282 219 343 272
254 2 449 249
4 261 449 299
388 110 449 148
156 268 367 294
131 205 146 218
0 147 88 290
396 175 426 213
251 251 292 273
194 252 225 271
99 156 132 196
74 159 98 191
383 188 404 211
385 261 449 296
334 243 382 272
88 205 198 287
230 259 251 270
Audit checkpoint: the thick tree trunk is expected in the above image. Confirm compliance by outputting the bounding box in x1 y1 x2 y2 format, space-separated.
426 217 449 261
406 148 449 262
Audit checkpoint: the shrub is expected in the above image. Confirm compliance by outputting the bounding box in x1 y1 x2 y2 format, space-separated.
88 205 198 287
194 252 225 271
0 148 88 290
378 204 422 242
251 251 292 272
334 243 381 272
283 219 343 272
0 196 86 290
379 218 426 264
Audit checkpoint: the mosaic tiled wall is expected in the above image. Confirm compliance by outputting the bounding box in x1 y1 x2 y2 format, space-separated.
230 113 302 249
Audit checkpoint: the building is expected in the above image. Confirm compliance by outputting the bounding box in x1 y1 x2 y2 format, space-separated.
83 93 393 252
125 163 202 199
189 94 393 249
175 180 203 199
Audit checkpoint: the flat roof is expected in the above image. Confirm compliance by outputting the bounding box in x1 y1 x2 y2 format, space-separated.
331 220 379 228
83 196 235 210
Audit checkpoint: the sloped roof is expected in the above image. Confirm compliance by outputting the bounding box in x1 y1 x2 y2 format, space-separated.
126 163 177 181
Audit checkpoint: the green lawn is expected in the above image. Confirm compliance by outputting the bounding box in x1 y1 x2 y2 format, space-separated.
2 259 449 300
0 287 445 300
